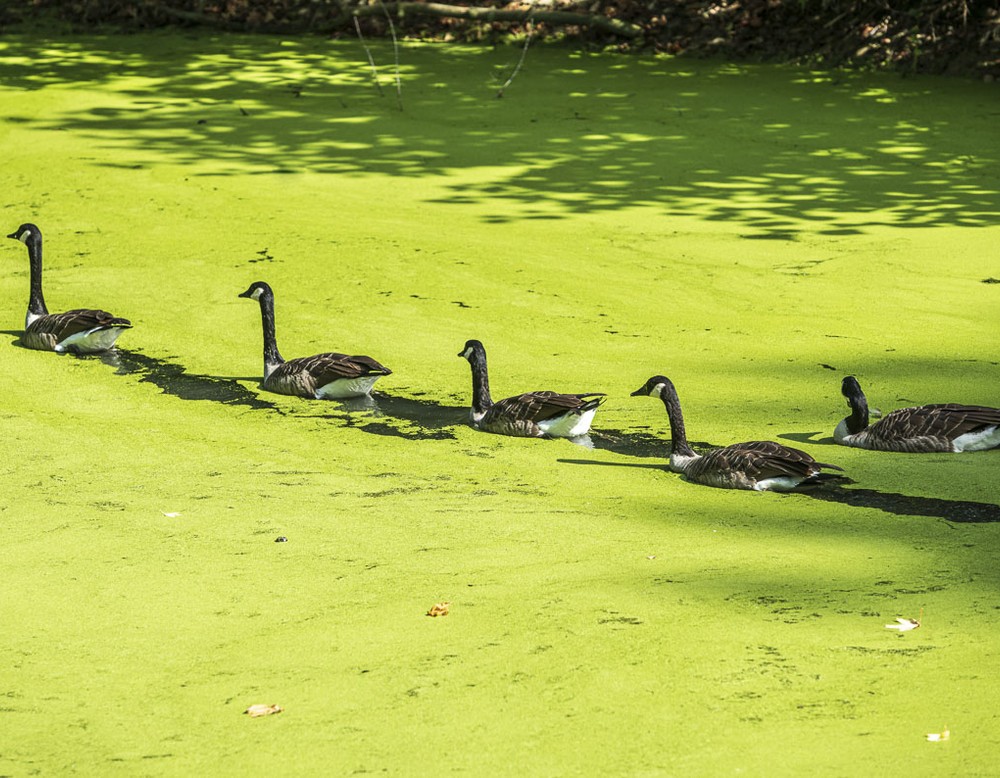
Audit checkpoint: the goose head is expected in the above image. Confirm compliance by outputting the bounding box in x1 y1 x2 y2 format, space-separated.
7 223 41 245
838 375 870 436
458 339 485 361
841 375 865 404
841 375 869 412
238 281 274 302
631 375 673 399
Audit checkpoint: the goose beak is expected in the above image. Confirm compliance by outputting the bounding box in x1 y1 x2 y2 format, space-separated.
238 290 252 299
630 387 646 397
5 231 17 240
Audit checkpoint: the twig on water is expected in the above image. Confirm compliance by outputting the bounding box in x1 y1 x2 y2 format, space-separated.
496 17 534 99
353 14 385 96
377 0 404 111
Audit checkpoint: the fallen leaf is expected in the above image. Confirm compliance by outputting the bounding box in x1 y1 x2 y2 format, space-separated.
162 512 182 518
646 555 657 560
427 602 450 617
885 616 920 632
245 703 282 718
926 727 950 742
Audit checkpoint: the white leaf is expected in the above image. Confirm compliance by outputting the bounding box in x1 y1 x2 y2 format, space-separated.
245 703 282 718
885 617 920 632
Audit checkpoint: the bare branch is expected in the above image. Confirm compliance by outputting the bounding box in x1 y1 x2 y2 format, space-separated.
353 15 385 96
496 17 534 98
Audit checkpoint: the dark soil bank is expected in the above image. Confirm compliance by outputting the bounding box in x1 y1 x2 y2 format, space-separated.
4 0 998 78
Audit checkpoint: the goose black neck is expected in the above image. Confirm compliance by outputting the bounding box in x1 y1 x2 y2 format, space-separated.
25 232 48 317
844 387 869 434
256 290 284 369
660 381 696 458
467 344 493 414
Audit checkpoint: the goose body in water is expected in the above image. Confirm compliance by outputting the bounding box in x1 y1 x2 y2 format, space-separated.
5 223 132 353
835 376 1000 453
239 281 390 399
632 375 845 491
458 339 604 438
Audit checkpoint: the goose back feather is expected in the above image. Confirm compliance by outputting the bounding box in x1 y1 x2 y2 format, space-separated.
835 376 1000 453
6 223 131 353
458 339 604 438
267 353 391 400
632 375 844 491
239 281 390 400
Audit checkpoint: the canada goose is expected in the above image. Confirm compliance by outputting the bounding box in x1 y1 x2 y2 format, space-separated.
631 375 845 491
458 339 605 438
239 281 390 399
5 223 131 353
835 376 1000 453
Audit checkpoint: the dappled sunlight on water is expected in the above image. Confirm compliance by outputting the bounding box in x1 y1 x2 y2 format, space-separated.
1 37 996 236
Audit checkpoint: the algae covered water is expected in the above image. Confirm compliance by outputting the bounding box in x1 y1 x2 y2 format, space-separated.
0 34 998 775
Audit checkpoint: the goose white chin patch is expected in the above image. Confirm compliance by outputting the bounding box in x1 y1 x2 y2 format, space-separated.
651 383 666 399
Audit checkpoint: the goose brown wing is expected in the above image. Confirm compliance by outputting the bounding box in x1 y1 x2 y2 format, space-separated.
693 441 836 482
875 404 1000 440
491 391 606 423
732 440 844 471
288 353 392 384
29 308 132 340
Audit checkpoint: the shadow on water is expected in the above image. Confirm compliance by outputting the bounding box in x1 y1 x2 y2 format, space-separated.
590 428 720 459
105 349 280 410
779 431 838 446
558 458 670 472
564 431 1000 523
1 38 996 234
316 394 464 440
804 487 1000 524
102 349 465 438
